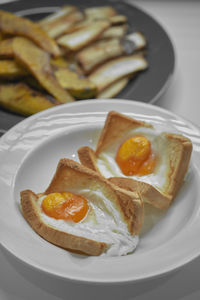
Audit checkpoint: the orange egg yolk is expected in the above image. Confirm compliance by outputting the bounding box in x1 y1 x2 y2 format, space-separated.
41 192 89 222
115 136 157 176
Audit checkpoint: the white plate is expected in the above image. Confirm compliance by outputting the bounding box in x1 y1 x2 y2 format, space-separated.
0 99 200 284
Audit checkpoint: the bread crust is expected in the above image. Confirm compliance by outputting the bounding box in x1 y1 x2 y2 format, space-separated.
21 159 143 256
78 146 100 173
20 190 107 256
95 111 152 155
78 111 193 210
163 133 193 198
108 178 172 210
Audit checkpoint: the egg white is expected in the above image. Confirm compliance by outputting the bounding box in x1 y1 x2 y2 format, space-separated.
38 188 138 256
96 127 169 192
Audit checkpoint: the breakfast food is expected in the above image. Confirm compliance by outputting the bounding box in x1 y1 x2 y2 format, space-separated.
0 9 61 57
20 159 144 256
0 5 148 116
78 111 193 210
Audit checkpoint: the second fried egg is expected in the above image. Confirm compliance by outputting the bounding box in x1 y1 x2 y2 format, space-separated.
96 127 168 192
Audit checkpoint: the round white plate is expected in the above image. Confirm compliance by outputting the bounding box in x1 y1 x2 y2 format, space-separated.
0 99 200 284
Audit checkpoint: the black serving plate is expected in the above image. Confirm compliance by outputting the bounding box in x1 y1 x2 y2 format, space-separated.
0 0 175 131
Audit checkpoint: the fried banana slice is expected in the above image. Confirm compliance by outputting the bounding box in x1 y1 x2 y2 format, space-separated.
97 77 129 98
0 82 59 116
0 38 14 58
60 12 127 35
77 31 147 74
83 6 126 26
24 76 45 92
89 55 148 92
41 10 85 39
0 59 27 79
124 32 147 52
85 8 126 25
109 15 127 25
55 67 97 99
57 20 110 51
84 6 117 20
51 56 83 75
50 56 70 69
38 5 77 26
100 24 128 39
77 39 124 74
13 37 74 103
0 10 60 57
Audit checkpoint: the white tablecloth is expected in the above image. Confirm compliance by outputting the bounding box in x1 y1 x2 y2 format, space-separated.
137 0 200 127
1 1 200 299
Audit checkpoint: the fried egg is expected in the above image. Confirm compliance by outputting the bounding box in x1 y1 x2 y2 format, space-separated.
38 188 139 256
96 126 168 192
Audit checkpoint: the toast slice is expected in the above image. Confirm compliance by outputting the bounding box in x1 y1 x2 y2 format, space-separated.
21 158 143 256
78 111 193 210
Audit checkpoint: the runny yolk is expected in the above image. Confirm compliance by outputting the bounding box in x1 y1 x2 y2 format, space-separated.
115 136 157 176
41 192 89 222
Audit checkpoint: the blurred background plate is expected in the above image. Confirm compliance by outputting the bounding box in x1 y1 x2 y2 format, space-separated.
0 0 175 131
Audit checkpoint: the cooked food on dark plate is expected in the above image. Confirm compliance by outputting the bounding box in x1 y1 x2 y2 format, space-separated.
0 5 148 116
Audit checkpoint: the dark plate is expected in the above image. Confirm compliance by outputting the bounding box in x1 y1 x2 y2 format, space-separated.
0 0 175 131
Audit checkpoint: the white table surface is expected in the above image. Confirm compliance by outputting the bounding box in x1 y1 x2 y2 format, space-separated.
1 1 200 299
141 0 200 128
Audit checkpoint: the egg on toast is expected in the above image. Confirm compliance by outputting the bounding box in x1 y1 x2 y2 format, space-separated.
78 111 193 210
20 158 144 256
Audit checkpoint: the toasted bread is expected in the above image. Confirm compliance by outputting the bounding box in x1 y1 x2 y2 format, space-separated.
21 189 107 256
21 158 143 256
78 111 193 210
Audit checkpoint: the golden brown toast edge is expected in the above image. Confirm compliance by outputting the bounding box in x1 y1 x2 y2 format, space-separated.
95 111 152 155
20 189 107 256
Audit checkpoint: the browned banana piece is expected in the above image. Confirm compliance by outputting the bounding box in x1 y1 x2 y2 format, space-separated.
0 59 27 79
41 10 84 39
38 5 77 26
0 82 60 116
84 6 117 20
89 54 148 92
0 10 61 57
97 77 129 98
77 39 124 74
13 37 74 103
55 67 97 99
0 38 14 58
57 20 110 52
